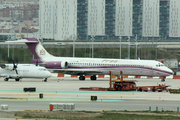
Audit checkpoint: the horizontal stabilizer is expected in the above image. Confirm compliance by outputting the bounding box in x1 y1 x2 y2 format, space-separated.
5 39 38 43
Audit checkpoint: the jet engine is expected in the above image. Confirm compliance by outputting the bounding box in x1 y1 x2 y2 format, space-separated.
61 61 68 69
45 61 68 69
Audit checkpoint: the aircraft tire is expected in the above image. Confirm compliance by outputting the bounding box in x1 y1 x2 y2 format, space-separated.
90 75 97 80
79 76 85 80
15 79 20 81
4 78 8 81
44 78 47 82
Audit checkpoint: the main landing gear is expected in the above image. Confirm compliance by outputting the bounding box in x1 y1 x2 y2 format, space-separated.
4 78 20 82
79 75 97 81
79 76 85 80
4 78 9 81
15 79 20 81
90 75 97 80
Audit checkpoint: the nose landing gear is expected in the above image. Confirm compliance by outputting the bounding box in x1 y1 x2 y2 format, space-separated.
161 77 166 82
44 78 47 82
4 78 9 81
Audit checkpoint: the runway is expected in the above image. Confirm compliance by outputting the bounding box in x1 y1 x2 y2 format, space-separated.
0 77 180 112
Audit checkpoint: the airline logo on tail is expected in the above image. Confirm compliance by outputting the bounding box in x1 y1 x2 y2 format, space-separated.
40 49 45 55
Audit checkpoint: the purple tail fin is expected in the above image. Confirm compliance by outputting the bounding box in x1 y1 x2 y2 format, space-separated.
23 38 53 61
6 38 54 62
23 38 40 59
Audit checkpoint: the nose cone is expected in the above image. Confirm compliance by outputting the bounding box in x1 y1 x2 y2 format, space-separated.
165 67 173 76
46 71 52 78
168 68 174 75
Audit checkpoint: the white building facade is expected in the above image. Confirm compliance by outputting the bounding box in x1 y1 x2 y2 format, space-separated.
88 0 105 36
38 0 180 41
142 0 159 37
169 0 180 37
39 0 77 40
115 0 133 37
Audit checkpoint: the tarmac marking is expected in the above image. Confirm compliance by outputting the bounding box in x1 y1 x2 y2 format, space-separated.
0 97 125 102
0 97 26 100
0 90 142 94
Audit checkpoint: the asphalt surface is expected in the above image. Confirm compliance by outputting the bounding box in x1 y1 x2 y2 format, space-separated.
0 76 180 119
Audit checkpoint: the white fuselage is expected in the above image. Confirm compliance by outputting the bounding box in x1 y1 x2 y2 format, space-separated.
43 56 173 77
0 64 52 79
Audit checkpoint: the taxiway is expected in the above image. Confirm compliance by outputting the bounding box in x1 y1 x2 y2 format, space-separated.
0 77 180 112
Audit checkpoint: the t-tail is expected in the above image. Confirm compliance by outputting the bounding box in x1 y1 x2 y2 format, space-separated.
6 38 54 63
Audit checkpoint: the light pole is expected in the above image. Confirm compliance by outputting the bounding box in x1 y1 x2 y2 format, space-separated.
11 28 16 59
135 34 138 59
128 36 130 59
25 4 29 38
153 2 155 60
72 34 76 57
91 35 95 58
7 35 10 58
119 36 122 59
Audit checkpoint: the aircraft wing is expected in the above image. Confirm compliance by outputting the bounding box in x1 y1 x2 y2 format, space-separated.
50 69 103 75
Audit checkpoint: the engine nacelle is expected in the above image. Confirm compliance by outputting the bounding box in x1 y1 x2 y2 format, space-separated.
0 64 13 70
45 61 68 69
61 61 68 69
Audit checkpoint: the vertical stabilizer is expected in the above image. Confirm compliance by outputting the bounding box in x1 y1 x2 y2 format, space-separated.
6 38 54 62
23 38 54 62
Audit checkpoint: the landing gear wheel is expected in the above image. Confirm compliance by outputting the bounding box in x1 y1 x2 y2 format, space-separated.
15 79 20 81
44 78 47 82
4 78 9 81
79 76 85 80
90 75 97 80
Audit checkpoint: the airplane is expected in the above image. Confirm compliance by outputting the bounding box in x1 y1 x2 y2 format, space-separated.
0 62 52 82
6 38 173 81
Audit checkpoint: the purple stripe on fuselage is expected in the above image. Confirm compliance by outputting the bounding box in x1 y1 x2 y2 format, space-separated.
23 38 40 59
67 66 172 75
152 68 172 75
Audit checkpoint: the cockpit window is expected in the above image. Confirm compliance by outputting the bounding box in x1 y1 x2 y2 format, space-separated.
39 68 47 71
156 63 164 67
